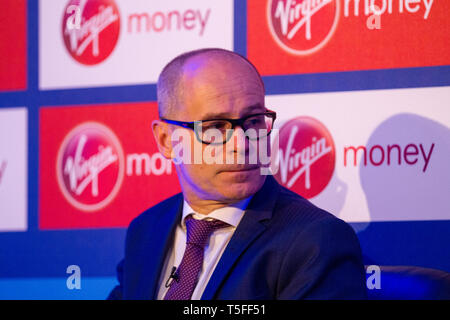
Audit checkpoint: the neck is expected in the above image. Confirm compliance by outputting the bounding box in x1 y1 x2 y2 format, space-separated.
183 193 245 215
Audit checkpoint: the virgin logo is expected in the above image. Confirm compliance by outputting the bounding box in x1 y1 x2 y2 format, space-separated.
274 116 335 199
62 0 121 65
57 122 125 212
267 0 340 55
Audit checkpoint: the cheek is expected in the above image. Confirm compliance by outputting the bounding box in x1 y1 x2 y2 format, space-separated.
180 163 218 185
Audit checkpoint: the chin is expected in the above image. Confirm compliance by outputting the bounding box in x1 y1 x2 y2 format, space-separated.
217 174 266 200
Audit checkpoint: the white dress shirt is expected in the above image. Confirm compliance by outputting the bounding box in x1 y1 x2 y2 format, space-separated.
156 196 252 300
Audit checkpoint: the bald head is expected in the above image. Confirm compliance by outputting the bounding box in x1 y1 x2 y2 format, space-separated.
157 48 265 119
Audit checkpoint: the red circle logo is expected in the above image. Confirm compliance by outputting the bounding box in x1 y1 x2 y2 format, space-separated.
267 0 340 55
62 0 121 65
56 122 125 212
274 116 335 199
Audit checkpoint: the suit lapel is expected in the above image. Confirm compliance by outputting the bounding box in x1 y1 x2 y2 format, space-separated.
136 194 183 299
201 176 280 300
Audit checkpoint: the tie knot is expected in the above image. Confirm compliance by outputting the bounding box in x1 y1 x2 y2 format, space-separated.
185 216 229 248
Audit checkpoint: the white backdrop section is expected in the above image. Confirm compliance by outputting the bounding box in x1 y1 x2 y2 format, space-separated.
39 0 234 89
267 86 450 223
0 108 27 232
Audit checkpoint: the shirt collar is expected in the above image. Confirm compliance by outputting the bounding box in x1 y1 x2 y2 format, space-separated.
181 196 252 229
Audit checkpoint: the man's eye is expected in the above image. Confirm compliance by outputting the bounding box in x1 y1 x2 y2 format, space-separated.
202 121 228 130
246 117 264 126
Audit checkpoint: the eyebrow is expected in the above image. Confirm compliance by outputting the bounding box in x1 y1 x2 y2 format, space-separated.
200 104 265 120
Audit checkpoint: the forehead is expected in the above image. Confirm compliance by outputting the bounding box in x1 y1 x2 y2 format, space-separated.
178 53 265 119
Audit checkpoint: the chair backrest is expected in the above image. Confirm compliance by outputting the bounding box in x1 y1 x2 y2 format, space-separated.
366 265 450 300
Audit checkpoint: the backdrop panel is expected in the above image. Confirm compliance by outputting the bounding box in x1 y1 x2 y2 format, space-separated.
0 0 449 299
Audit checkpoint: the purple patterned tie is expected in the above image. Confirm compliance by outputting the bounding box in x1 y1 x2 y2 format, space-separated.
164 215 229 300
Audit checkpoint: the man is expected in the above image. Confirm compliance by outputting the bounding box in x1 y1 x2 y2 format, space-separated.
108 48 367 300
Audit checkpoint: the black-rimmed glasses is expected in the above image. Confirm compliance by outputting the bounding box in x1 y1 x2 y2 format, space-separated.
160 110 276 145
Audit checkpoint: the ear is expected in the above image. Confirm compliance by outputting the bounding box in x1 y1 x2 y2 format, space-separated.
152 120 173 159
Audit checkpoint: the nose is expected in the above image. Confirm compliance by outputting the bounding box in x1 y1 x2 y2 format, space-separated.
230 126 248 153
224 126 253 166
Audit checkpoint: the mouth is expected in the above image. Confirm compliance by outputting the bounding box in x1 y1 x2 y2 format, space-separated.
219 165 260 173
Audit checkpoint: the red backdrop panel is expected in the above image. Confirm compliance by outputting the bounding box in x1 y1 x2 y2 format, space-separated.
39 102 180 229
248 0 450 76
0 0 27 91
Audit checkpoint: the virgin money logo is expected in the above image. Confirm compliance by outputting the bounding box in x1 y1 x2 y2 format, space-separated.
62 0 121 65
56 122 125 212
274 116 335 199
267 0 339 55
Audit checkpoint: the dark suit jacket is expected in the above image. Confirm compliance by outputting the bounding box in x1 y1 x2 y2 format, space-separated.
108 176 367 299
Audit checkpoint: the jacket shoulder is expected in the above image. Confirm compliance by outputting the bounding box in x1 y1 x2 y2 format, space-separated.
274 184 340 226
273 184 362 266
